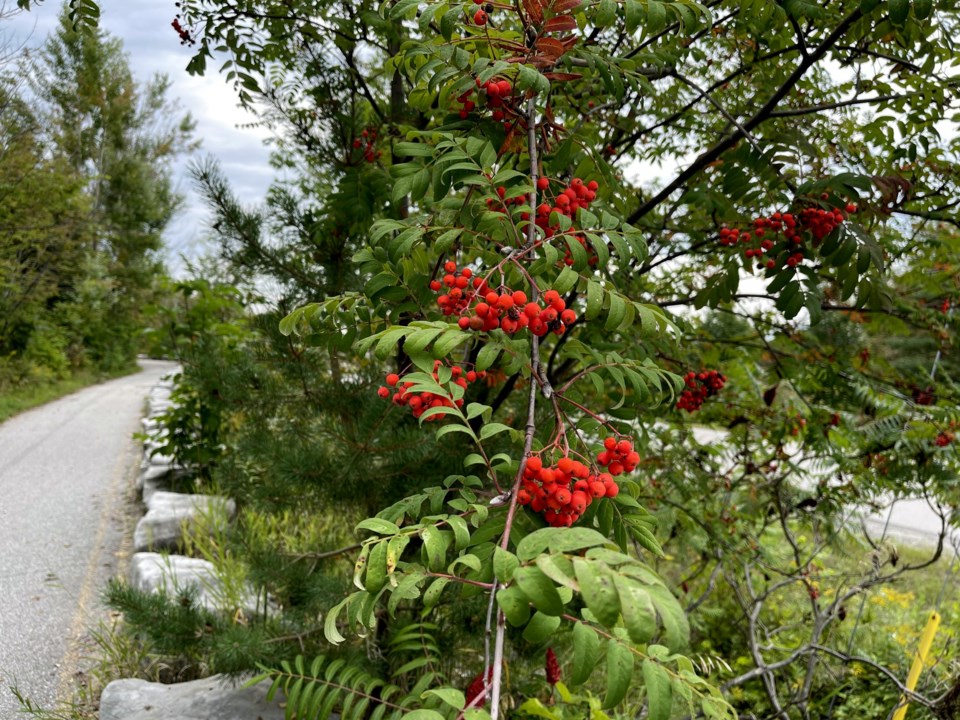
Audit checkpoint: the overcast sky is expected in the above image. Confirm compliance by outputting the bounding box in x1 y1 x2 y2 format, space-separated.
3 0 276 273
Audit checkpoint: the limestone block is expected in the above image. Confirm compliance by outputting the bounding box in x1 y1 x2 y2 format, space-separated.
129 553 269 617
99 675 284 720
133 492 235 552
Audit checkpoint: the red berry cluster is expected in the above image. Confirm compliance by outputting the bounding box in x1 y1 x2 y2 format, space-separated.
935 432 954 447
377 361 486 420
485 179 597 266
171 17 194 45
455 78 517 132
432 261 487 316
800 203 853 242
720 201 856 271
517 455 620 527
351 128 381 163
457 289 577 336
721 213 802 269
430 263 576 337
677 370 727 412
596 436 641 476
534 178 599 240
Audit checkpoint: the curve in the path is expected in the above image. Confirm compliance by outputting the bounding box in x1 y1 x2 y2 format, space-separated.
0 359 178 718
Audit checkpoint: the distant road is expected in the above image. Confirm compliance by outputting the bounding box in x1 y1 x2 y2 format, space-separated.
0 359 178 717
682 425 959 553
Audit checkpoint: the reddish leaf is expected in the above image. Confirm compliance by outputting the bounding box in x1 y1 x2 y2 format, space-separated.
543 14 578 32
551 0 583 13
543 71 583 81
528 54 558 69
535 36 567 60
523 0 545 23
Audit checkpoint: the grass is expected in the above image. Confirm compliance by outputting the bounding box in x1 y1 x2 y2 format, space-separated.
0 365 139 424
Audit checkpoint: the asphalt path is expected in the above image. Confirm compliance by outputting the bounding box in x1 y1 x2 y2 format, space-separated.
0 359 177 718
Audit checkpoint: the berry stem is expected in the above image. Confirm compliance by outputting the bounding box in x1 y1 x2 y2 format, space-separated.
490 94 542 720
425 572 495 589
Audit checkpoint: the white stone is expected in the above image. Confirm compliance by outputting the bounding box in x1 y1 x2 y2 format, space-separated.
129 553 269 617
138 466 189 503
141 452 176 470
149 387 173 401
147 400 173 417
99 675 284 720
133 492 236 552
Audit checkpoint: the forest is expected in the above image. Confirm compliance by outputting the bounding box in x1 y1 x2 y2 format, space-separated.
5 0 960 718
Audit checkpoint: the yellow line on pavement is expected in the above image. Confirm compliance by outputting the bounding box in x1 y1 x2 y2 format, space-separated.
55 429 139 703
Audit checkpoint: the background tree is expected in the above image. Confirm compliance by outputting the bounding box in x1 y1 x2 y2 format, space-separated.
0 75 91 383
30 8 195 370
1 3 194 397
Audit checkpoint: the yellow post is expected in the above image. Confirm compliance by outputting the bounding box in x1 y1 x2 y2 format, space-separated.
891 610 941 720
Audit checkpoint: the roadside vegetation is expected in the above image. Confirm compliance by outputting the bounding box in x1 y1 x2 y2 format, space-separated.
0 366 138 423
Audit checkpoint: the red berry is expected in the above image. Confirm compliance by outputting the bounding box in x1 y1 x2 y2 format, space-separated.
473 9 487 24
537 177 549 191
560 309 576 325
444 261 457 273
386 373 400 387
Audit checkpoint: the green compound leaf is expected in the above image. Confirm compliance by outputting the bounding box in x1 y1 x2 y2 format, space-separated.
514 566 566 616
570 621 602 686
573 558 620 627
643 660 673 720
603 639 634 708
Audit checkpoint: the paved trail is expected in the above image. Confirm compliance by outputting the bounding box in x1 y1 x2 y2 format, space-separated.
0 360 177 718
